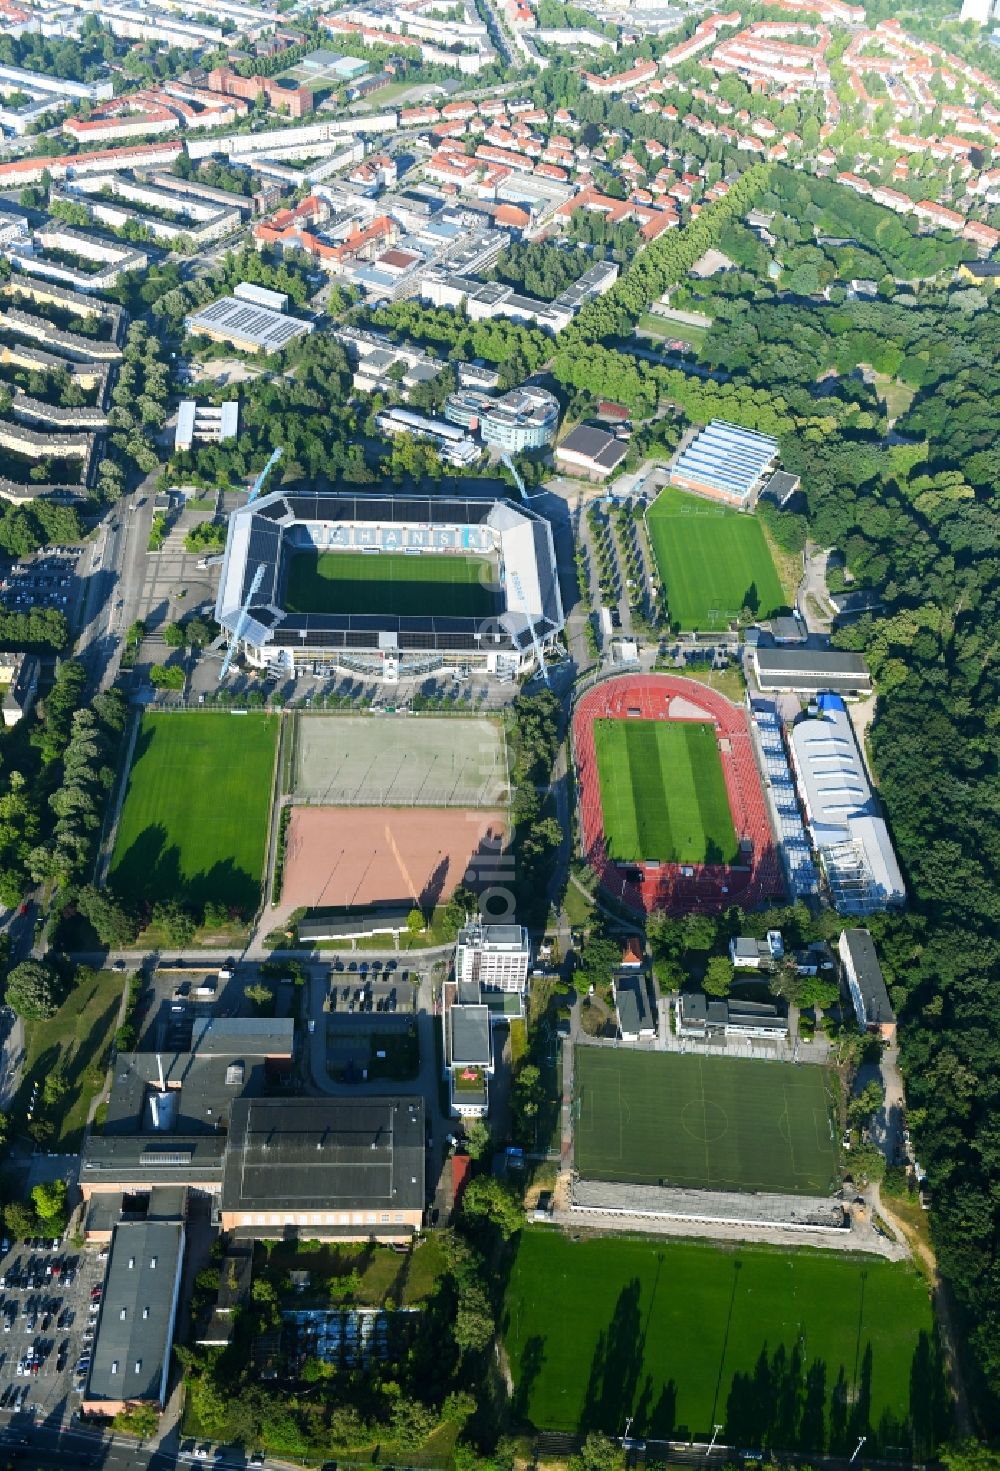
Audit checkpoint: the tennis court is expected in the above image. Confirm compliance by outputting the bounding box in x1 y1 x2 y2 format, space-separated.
291 713 508 807
283 549 501 618
574 1047 838 1197
646 486 786 631
594 717 738 865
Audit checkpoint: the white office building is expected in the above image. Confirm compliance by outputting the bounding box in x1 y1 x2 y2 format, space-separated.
455 922 530 994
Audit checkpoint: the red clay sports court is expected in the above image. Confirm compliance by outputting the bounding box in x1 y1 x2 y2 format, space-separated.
572 673 784 915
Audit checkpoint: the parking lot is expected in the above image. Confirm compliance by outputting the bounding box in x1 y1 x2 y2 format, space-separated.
0 1239 106 1428
0 548 80 614
326 964 417 1018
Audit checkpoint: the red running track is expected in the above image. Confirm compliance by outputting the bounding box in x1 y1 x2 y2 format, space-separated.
572 673 785 916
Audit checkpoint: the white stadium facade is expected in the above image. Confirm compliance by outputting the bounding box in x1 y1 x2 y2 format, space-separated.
215 487 565 682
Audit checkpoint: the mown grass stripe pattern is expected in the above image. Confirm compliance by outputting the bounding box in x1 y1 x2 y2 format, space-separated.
646 485 786 632
504 1230 944 1451
593 717 738 866
574 1046 838 1196
283 549 501 619
110 713 278 912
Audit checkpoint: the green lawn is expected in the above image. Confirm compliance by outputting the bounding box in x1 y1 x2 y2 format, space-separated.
594 717 738 866
503 1230 948 1454
257 1235 447 1308
646 486 786 631
635 312 708 351
109 713 278 913
16 968 124 1152
284 550 500 619
574 1047 838 1196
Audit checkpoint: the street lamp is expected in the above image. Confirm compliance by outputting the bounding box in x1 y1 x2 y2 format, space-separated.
707 1424 724 1456
850 1436 867 1464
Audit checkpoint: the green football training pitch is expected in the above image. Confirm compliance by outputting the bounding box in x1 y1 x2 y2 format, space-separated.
574 1047 838 1196
646 486 786 631
504 1230 947 1453
283 550 500 619
593 717 738 866
109 713 278 912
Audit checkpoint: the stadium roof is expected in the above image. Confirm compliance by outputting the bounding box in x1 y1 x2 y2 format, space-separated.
215 487 563 657
221 1096 424 1215
670 419 780 505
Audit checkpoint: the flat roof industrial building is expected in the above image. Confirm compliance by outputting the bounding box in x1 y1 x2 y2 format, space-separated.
670 420 780 508
82 1220 184 1418
184 295 313 355
839 928 895 1040
753 647 873 695
221 1096 425 1236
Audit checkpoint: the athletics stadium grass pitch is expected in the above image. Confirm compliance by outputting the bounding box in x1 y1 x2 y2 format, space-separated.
646 486 786 632
109 712 278 913
593 717 738 866
574 1047 838 1196
503 1229 946 1452
283 549 501 619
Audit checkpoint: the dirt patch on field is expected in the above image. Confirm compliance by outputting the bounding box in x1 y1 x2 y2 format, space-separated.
282 806 509 909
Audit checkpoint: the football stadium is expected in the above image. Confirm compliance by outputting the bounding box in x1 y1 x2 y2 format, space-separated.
573 674 784 914
215 488 564 681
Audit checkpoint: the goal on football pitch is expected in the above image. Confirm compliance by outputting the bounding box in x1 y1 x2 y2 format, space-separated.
573 1046 838 1198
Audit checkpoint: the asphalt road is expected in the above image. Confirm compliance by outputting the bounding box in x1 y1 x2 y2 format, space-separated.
75 482 156 694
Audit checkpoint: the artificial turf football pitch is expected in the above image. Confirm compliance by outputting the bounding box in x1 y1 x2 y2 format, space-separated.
646 486 786 632
109 713 278 912
503 1230 946 1451
283 549 501 619
574 1047 839 1197
593 717 738 866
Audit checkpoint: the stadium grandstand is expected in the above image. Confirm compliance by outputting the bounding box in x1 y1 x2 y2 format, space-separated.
214 487 564 682
788 694 905 914
670 420 780 509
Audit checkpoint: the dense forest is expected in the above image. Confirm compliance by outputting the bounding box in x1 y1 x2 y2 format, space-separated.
600 182 1000 1425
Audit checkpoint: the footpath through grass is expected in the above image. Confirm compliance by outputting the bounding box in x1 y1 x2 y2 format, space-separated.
110 712 278 913
574 1047 838 1196
646 486 786 631
15 968 123 1152
504 1229 948 1454
594 717 738 866
284 550 501 619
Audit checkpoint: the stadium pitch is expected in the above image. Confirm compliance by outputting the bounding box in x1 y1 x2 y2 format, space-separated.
283 549 501 619
504 1230 945 1451
646 486 786 631
574 1047 838 1197
594 717 738 866
109 713 278 912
